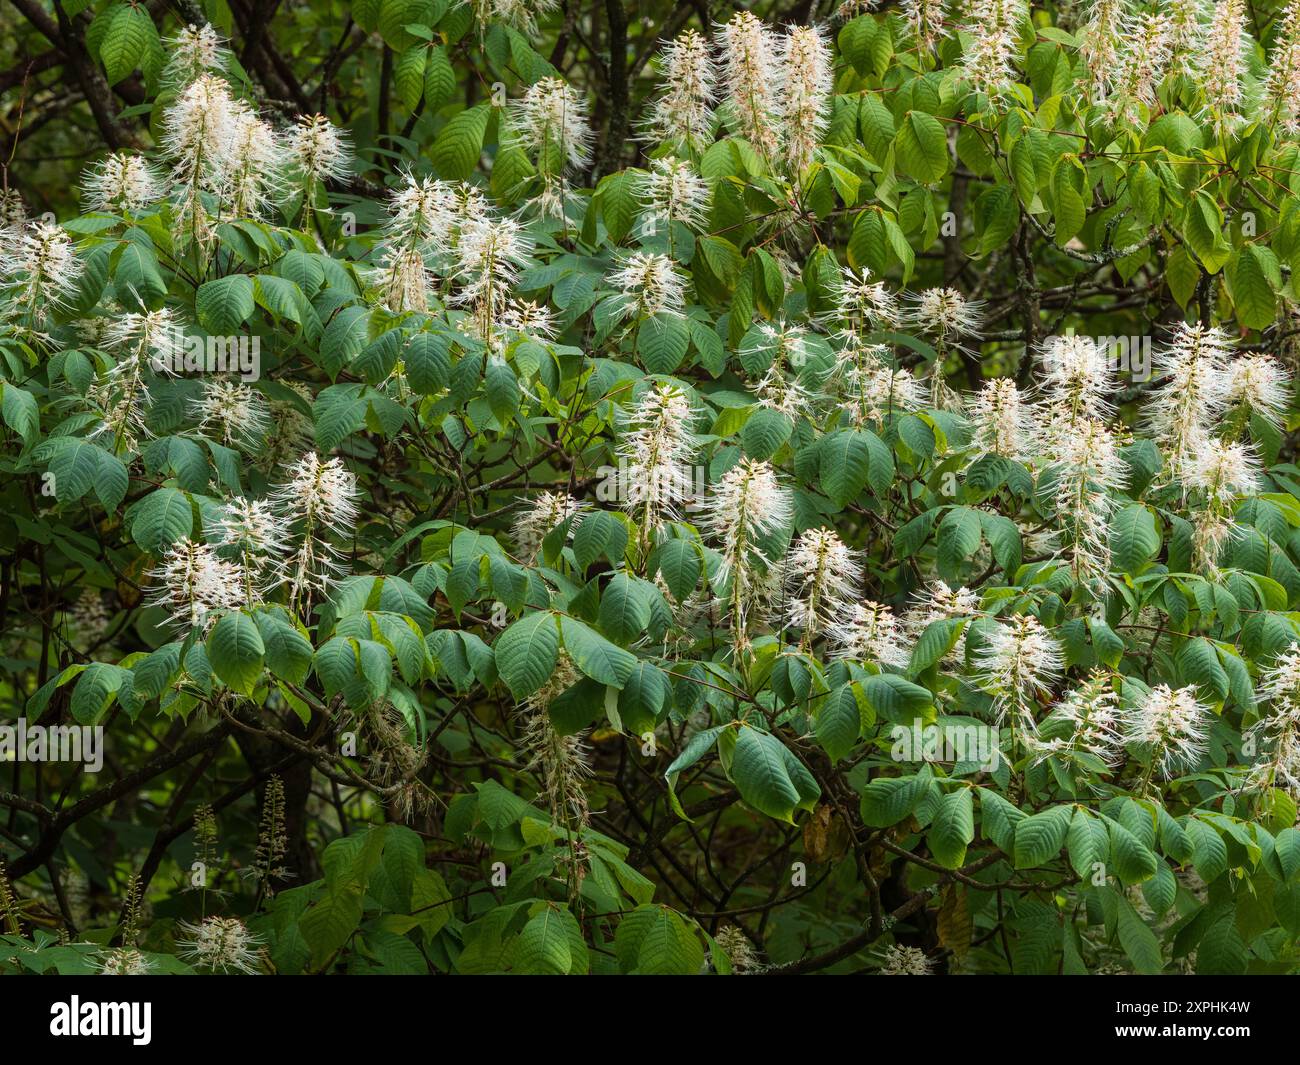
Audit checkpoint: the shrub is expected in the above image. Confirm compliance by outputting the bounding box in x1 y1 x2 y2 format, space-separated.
2 0 1300 976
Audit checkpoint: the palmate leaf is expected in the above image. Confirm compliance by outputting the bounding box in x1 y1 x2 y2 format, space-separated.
207 610 266 696
432 104 490 181
729 725 820 823
559 615 635 688
894 110 949 184
614 905 704 975
1013 806 1071 869
196 274 256 334
493 611 559 699
819 428 873 507
19 0 1300 980
927 788 975 868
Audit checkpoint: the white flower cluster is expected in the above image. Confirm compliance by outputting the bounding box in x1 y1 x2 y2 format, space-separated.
697 457 793 654
1249 648 1300 796
960 0 1028 100
89 308 183 452
468 0 558 39
71 23 351 250
148 451 359 629
1030 676 1211 783
509 77 592 218
974 613 1065 736
952 323 1288 582
616 382 698 535
370 171 538 346
644 16 833 177
512 490 585 564
175 915 263 974
0 219 83 327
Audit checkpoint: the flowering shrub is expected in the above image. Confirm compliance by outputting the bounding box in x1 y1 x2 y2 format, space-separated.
4 0 1300 977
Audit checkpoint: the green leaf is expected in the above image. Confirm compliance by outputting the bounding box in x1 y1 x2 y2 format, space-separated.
816 685 862 762
99 3 154 85
861 770 930 827
196 274 256 334
129 488 193 553
1051 166 1086 245
894 111 949 184
512 906 573 975
1195 911 1247 975
1226 244 1280 330
936 506 982 582
739 406 792 460
654 539 701 601
598 170 638 244
979 511 1022 575
1142 863 1177 917
1066 807 1108 880
494 611 559 699
559 616 636 688
572 509 628 570
730 725 819 823
1184 191 1231 274
1107 817 1159 885
484 355 520 425
908 617 964 674
637 313 690 374
664 726 725 819
394 45 427 110
861 674 934 720
973 184 1018 255
1176 637 1229 702
423 45 455 111
1 383 39 444
1166 246 1200 307
255 613 314 686
1185 818 1228 882
819 429 873 508
979 788 1025 854
1116 895 1165 974
207 611 266 695
431 104 490 180
928 788 975 868
70 662 127 724
614 905 704 975
597 572 652 645
113 239 166 310
1109 503 1160 574
1014 806 1071 869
